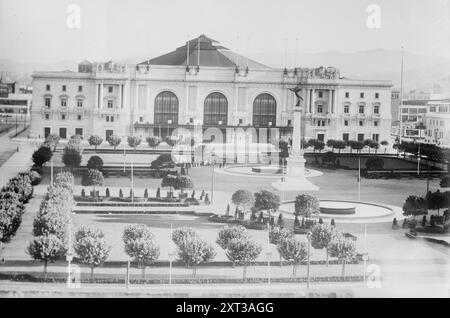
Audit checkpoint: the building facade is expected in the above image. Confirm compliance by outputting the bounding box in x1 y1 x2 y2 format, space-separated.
424 100 450 147
31 35 393 144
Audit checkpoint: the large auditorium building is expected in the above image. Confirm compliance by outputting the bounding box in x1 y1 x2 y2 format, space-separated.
30 35 393 145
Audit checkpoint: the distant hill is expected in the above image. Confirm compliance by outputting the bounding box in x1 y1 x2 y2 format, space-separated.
2 49 449 91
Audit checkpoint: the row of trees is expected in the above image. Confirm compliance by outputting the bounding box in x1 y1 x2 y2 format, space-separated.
403 190 450 220
302 139 388 154
394 140 449 162
87 134 178 150
0 170 40 243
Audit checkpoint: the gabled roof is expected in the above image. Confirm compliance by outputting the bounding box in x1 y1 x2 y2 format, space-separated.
139 34 270 69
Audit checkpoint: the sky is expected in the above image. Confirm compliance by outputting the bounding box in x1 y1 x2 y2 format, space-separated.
0 0 449 63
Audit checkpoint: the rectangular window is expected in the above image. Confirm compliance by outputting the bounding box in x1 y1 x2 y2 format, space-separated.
107 100 113 109
45 114 50 120
108 86 113 93
358 133 364 141
344 105 350 114
374 121 379 127
344 120 349 126
111 116 114 123
106 116 110 122
343 133 349 142
46 85 51 91
372 134 380 142
318 91 323 98
360 92 364 98
77 115 82 121
61 114 66 120
75 128 83 137
61 99 67 107
239 118 243 125
78 86 83 92
359 105 365 114
45 98 51 108
374 106 380 114
77 99 83 107
345 92 350 98
375 93 379 99
359 120 364 127
62 85 66 92
139 116 144 123
317 105 323 113
287 119 292 126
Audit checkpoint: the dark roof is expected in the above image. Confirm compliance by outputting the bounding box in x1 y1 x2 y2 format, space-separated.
139 34 270 69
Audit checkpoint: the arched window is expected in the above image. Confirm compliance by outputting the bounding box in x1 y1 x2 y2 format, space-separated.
154 91 178 125
253 93 277 126
204 92 228 126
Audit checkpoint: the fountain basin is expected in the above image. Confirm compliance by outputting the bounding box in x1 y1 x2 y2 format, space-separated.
251 166 283 174
320 202 356 215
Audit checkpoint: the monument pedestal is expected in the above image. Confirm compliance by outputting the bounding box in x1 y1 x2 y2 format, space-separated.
271 155 319 192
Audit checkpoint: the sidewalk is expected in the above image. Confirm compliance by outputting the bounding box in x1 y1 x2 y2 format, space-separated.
0 139 34 187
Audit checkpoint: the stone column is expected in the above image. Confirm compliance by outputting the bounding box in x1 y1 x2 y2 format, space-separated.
134 83 139 111
118 84 123 110
95 84 99 109
328 89 332 114
310 89 315 114
99 84 104 109
304 87 309 113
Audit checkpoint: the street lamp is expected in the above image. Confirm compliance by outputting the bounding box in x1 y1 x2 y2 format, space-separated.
168 224 175 285
66 213 74 286
167 119 172 138
210 153 216 204
266 224 272 285
306 232 311 289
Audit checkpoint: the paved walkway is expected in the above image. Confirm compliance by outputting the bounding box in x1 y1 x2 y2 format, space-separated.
0 137 34 187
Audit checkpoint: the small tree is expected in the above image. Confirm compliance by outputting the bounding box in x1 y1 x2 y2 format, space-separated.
88 135 103 150
146 136 161 149
123 224 160 279
402 195 428 220
161 175 177 196
108 135 122 150
269 226 294 266
84 169 104 198
180 237 216 277
326 139 337 152
294 194 320 221
254 190 281 214
426 190 448 216
334 140 347 154
62 147 82 172
329 237 357 277
74 227 111 278
32 146 53 167
277 236 308 277
87 156 104 171
27 234 62 279
175 176 194 194
127 136 141 150
224 237 262 281
310 223 341 266
232 190 255 215
216 226 249 250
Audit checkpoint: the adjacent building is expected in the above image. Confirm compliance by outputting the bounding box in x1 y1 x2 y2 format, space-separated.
30 35 393 144
424 100 450 147
0 80 32 124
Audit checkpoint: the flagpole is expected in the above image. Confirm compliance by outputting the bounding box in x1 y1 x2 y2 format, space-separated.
399 46 404 143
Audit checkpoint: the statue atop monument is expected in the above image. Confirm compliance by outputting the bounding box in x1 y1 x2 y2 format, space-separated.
289 87 303 108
